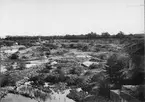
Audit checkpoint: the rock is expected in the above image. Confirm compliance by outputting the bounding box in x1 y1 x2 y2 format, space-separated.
82 61 97 67
76 88 82 92
24 81 32 85
50 61 58 66
44 83 49 87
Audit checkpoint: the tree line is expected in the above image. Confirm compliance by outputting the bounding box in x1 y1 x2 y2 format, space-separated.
3 31 143 41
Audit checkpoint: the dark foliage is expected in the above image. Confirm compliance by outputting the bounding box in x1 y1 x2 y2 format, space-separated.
28 74 45 86
67 89 88 102
0 73 15 87
9 53 19 60
105 53 129 88
124 38 145 85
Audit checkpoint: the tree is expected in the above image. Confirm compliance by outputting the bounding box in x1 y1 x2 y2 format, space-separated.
116 31 125 38
101 32 110 38
86 32 98 39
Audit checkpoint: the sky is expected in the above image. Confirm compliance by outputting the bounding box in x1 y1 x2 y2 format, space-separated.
0 0 144 37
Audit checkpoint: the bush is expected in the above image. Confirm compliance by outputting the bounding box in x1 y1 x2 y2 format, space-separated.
9 53 19 59
65 75 84 86
69 67 83 75
105 53 129 88
43 67 66 83
89 63 98 69
37 64 51 73
88 72 110 98
43 43 58 49
17 63 26 70
67 89 88 102
6 65 13 71
124 38 144 84
65 75 78 86
37 68 50 73
134 85 145 101
44 73 66 83
0 73 15 87
81 45 89 51
84 70 94 76
97 79 110 98
77 43 90 51
29 74 45 86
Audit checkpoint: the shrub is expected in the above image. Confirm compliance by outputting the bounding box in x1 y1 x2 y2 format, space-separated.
67 89 88 102
69 67 83 75
124 38 144 84
9 53 19 59
81 45 89 51
105 53 129 88
89 72 110 98
89 63 98 69
38 68 50 73
97 79 110 98
65 75 78 86
134 85 145 101
17 63 26 70
6 65 13 71
43 43 58 49
84 70 94 76
0 73 15 87
29 74 45 86
76 43 90 51
44 67 66 83
44 73 66 83
37 64 51 73
65 75 84 86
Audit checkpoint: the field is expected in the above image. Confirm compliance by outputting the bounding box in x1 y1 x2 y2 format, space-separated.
0 35 144 102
